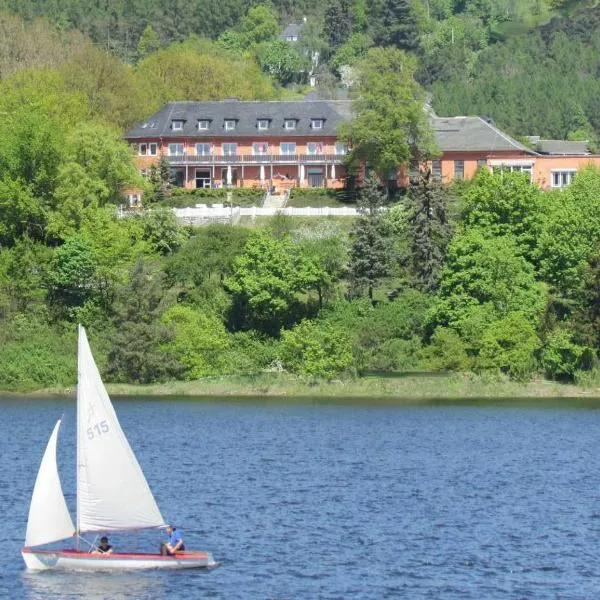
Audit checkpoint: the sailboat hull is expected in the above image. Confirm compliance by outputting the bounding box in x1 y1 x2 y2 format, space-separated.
22 548 217 571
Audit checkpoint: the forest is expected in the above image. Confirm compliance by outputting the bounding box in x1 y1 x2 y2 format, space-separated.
0 0 600 391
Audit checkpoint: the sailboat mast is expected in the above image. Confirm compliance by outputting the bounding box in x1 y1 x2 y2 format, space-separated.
76 325 82 547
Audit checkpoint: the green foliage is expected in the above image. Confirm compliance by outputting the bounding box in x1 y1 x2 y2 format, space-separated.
477 312 540 379
537 167 600 298
137 42 277 106
419 327 470 371
161 305 230 378
287 188 359 207
106 260 182 383
540 327 590 380
280 319 353 378
430 230 547 330
165 225 249 297
258 40 308 85
47 235 98 311
369 0 422 51
0 316 76 391
225 229 326 334
340 47 435 180
462 169 545 263
406 170 453 292
348 173 395 300
136 208 188 255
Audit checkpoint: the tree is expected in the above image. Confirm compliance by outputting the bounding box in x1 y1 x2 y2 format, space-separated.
340 47 435 187
47 234 98 312
137 42 276 105
135 25 160 62
257 41 307 85
406 169 453 292
324 0 353 51
161 305 230 378
371 0 421 51
280 319 353 378
347 173 395 300
106 259 182 383
429 230 547 331
224 230 325 335
462 168 545 264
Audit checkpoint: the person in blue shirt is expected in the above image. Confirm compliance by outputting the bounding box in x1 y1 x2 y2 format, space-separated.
160 525 185 555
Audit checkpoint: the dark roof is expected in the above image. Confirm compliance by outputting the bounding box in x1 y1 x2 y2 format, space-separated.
126 100 540 154
279 23 303 41
125 100 352 139
535 139 590 155
432 117 534 153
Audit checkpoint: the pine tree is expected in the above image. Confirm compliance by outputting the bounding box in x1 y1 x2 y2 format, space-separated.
348 172 395 301
374 0 421 52
135 25 160 63
324 0 353 52
406 168 452 293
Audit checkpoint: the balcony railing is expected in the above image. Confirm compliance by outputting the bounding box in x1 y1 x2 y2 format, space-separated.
165 153 347 165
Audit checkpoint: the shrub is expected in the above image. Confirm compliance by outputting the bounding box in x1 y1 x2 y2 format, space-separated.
540 328 591 381
287 188 358 207
279 319 353 378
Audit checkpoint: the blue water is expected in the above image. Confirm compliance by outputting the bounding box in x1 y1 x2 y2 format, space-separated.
1 396 600 599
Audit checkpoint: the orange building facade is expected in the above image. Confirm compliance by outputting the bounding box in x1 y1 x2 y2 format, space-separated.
125 101 600 197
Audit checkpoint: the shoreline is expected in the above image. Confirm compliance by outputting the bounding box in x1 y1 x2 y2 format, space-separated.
3 373 600 401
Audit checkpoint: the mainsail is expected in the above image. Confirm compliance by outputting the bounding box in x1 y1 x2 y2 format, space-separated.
76 325 166 533
25 420 75 547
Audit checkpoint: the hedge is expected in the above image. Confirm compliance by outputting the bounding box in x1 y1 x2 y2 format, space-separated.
287 188 358 208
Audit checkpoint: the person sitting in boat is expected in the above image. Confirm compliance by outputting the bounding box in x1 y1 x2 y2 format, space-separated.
160 525 185 555
92 536 113 555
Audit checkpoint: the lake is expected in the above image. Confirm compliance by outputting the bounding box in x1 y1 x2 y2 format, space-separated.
2 396 600 599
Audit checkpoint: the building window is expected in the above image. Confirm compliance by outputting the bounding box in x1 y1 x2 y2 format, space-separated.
196 143 211 156
224 120 236 131
431 160 442 180
477 159 487 169
195 169 211 189
257 119 269 130
307 142 323 155
552 170 576 188
253 142 269 155
493 164 533 182
286 35 298 42
198 120 210 130
284 119 297 130
222 143 237 156
334 142 348 155
138 143 157 156
168 143 184 156
281 142 296 155
172 120 184 131
454 160 464 180
311 119 323 129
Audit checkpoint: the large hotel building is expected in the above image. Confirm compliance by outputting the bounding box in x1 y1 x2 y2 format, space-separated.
125 99 600 195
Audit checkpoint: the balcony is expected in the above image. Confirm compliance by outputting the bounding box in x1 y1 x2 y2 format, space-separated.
165 153 347 166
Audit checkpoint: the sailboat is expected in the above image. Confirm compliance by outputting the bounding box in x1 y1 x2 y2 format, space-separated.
22 325 217 571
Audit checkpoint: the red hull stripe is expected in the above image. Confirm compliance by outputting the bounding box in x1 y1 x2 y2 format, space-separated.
22 548 209 561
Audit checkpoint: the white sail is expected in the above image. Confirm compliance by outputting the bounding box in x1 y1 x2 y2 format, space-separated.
76 325 166 533
25 420 75 547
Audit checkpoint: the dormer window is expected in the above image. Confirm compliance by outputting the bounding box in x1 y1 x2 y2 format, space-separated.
284 119 296 130
311 118 324 130
172 120 184 131
257 119 270 130
198 120 210 130
224 119 236 131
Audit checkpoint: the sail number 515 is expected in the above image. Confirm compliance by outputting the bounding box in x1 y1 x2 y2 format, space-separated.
87 420 110 440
